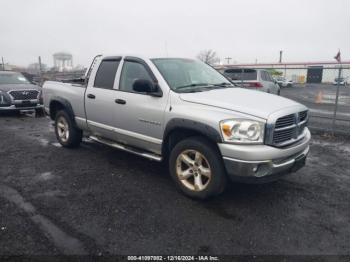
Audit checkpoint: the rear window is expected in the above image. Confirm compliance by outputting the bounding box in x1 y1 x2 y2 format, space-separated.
223 69 257 81
94 60 120 89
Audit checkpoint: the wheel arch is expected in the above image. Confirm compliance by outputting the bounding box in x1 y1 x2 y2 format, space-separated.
49 97 76 124
162 118 222 157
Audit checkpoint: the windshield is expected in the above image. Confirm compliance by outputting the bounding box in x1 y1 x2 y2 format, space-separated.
0 73 30 85
152 58 232 92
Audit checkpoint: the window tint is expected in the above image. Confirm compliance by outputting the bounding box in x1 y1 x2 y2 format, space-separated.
224 69 257 81
119 61 153 93
94 60 120 89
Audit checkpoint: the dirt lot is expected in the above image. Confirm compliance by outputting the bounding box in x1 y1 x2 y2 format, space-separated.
0 114 350 258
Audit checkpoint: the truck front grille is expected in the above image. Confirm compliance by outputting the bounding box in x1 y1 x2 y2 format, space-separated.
270 110 308 147
9 90 39 100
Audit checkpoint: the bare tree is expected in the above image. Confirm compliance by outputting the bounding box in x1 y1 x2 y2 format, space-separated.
197 49 220 65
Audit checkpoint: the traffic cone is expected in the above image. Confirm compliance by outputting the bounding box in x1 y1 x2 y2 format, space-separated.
315 91 323 103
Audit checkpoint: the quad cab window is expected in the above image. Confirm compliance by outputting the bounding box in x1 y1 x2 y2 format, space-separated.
94 60 120 89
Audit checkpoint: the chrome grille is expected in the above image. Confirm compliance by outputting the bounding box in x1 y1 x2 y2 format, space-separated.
271 110 308 147
275 114 295 128
273 128 295 144
9 90 39 100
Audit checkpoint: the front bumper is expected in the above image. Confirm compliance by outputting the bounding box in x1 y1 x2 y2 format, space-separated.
219 128 311 183
0 102 43 111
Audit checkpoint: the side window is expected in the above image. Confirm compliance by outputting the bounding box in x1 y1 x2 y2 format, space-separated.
261 71 268 81
266 72 273 82
94 60 120 89
119 61 153 93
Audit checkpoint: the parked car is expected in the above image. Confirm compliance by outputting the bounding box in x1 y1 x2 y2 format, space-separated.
333 77 347 86
221 68 280 95
275 76 293 88
0 71 43 113
43 55 310 199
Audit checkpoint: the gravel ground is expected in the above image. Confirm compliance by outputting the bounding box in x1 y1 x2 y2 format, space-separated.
0 113 349 258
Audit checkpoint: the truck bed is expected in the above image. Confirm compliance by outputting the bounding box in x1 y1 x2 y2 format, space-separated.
42 81 87 121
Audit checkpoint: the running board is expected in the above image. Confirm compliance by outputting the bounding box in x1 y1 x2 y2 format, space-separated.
88 136 162 162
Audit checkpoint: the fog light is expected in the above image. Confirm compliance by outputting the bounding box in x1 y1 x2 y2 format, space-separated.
252 165 259 173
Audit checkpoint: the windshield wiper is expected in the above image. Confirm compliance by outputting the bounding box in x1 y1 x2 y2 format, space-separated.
213 82 234 87
175 83 211 90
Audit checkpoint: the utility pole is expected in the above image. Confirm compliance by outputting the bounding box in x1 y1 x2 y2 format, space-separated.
38 56 43 85
1 57 4 70
225 57 232 65
279 50 283 63
38 56 43 73
332 65 342 135
332 50 342 135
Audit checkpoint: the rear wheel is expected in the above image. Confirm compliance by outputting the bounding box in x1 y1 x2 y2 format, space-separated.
169 137 227 199
54 110 82 148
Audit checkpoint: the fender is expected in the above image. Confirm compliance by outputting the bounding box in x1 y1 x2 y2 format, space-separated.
163 118 223 143
49 96 77 125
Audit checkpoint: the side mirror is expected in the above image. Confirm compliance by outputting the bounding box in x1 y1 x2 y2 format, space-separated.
133 79 162 97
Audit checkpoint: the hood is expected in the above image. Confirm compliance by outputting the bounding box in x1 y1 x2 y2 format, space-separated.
0 83 41 92
179 88 306 119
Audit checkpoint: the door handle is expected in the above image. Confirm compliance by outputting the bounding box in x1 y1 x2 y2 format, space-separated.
115 99 126 105
87 94 96 99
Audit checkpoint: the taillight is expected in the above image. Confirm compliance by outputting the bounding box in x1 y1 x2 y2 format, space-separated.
246 82 263 88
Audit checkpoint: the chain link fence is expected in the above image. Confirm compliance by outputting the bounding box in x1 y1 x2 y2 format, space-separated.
275 66 349 136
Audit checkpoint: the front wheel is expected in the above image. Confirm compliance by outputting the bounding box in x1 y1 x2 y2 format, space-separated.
54 110 82 148
169 137 227 199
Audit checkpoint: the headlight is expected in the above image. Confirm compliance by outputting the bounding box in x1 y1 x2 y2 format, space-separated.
220 119 265 144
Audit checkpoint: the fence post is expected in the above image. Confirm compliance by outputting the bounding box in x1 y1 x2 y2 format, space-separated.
332 65 342 135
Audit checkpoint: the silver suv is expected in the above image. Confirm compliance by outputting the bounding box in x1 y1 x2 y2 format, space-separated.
222 68 280 95
43 55 310 199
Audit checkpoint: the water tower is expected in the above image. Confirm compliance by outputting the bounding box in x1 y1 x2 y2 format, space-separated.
53 52 73 71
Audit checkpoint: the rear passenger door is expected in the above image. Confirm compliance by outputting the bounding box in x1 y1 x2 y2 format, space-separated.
85 57 121 140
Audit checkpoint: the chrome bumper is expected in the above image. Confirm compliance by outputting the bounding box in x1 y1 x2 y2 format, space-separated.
222 146 309 183
219 128 311 183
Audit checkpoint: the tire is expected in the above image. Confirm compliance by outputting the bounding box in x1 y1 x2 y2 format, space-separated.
169 136 227 199
54 110 82 148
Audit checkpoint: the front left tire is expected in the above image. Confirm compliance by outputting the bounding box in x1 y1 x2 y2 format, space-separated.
169 136 227 199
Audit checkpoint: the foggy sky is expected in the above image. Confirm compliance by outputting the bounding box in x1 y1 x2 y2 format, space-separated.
0 0 349 67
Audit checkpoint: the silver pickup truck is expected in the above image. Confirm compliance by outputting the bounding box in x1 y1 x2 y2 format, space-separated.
43 55 310 199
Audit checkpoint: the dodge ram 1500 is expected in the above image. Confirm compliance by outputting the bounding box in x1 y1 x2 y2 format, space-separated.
43 55 310 199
